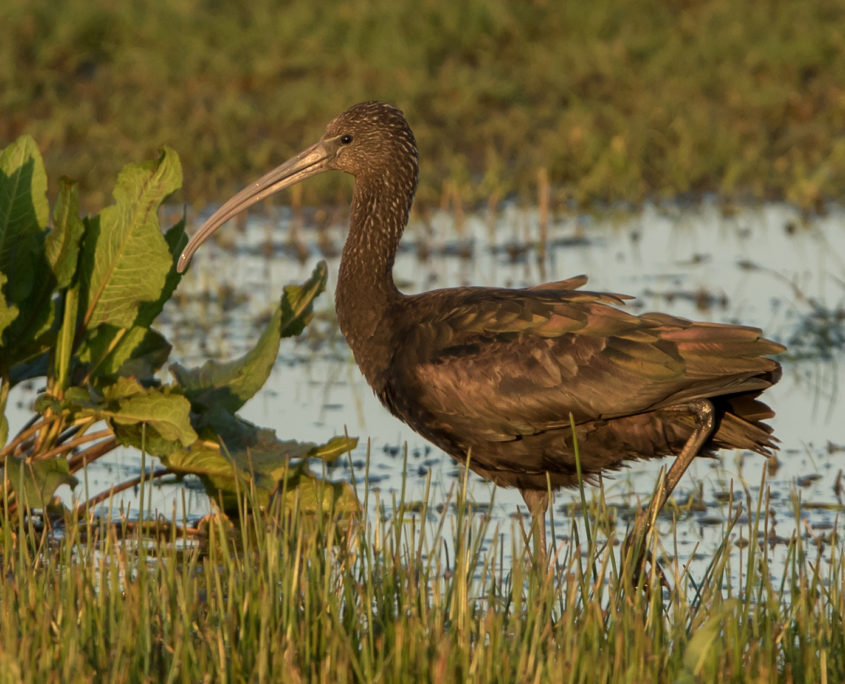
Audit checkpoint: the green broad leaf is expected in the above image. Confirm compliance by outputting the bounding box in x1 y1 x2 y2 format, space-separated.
0 274 19 341
135 216 187 329
280 260 328 338
110 327 172 379
190 409 322 483
310 435 358 463
165 441 279 507
100 378 196 444
3 456 78 509
78 324 172 381
51 385 99 411
79 147 182 330
0 135 48 307
277 468 359 518
170 307 284 414
171 261 327 413
33 393 63 415
107 391 196 445
110 421 192 460
53 378 197 455
1 296 56 373
102 362 146 399
46 178 85 289
76 217 185 382
0 136 56 364
0 415 7 448
162 408 357 513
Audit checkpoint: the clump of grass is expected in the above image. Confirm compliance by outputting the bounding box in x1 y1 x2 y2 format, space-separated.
1 450 843 681
4 0 845 211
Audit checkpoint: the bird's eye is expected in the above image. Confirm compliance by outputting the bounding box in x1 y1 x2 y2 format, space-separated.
340 134 353 145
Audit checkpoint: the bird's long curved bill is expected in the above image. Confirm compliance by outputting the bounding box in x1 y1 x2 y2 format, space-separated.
177 140 331 273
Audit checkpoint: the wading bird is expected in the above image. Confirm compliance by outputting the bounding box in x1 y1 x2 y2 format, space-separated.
178 102 783 554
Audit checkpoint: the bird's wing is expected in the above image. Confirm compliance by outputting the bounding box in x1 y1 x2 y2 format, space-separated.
391 281 782 442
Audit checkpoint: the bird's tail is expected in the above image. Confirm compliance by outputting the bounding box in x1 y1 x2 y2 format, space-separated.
712 368 781 456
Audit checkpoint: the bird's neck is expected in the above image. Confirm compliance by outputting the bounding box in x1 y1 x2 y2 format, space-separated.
335 175 413 384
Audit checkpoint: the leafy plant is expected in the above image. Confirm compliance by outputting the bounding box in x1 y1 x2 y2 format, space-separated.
0 134 357 518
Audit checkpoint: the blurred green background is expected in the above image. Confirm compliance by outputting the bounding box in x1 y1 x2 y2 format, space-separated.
3 0 844 210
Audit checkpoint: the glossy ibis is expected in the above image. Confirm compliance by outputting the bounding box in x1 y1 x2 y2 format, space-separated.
178 102 783 555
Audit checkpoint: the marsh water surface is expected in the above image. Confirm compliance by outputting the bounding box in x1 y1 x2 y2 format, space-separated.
8 200 844 575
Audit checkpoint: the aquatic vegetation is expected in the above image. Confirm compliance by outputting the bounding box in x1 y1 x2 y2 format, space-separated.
0 135 356 519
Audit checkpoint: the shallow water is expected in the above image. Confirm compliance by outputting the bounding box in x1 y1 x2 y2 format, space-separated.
7 200 844 576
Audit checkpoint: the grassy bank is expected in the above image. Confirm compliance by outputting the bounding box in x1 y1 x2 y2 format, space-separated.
1 461 842 682
3 0 845 211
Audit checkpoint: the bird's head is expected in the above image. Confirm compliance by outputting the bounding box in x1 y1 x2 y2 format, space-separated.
324 102 418 178
177 102 418 273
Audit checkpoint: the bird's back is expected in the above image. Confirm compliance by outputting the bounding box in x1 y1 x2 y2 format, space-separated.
373 277 782 490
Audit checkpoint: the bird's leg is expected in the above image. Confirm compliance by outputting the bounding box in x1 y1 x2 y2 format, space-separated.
647 398 715 526
628 399 716 579
519 487 549 562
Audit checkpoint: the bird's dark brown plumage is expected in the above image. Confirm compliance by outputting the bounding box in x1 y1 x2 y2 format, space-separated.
379 283 781 492
178 102 784 547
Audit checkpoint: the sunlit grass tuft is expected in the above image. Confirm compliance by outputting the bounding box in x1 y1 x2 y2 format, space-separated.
1 446 843 681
